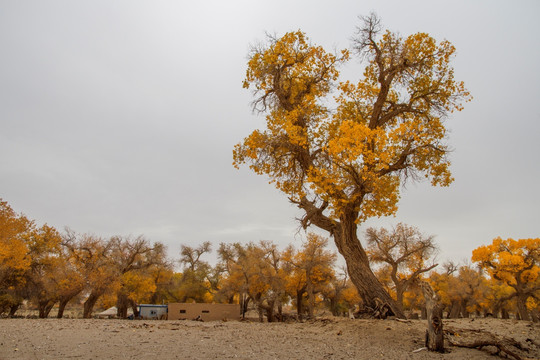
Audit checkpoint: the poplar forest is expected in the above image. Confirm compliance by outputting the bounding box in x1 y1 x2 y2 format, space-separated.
1 13 539 360
2 197 539 322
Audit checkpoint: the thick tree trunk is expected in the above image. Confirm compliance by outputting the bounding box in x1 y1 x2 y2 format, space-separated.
329 297 338 316
38 300 56 318
9 304 19 317
57 288 83 319
116 293 129 318
298 199 404 318
130 299 139 318
333 215 405 319
516 294 530 321
448 301 461 319
83 291 101 319
296 289 304 320
460 299 471 318
396 286 405 310
57 298 70 318
265 301 275 322
491 304 501 319
421 281 444 352
306 273 315 318
240 294 249 319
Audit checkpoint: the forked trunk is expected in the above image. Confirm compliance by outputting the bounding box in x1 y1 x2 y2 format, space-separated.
38 300 56 318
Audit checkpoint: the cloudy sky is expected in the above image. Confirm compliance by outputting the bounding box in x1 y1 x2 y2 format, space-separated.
1 0 539 266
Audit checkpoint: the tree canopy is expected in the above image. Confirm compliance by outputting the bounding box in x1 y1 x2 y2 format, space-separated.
234 13 470 317
472 237 539 321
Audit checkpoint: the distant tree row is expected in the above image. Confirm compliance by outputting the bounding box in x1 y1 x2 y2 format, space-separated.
1 198 538 321
366 224 539 322
0 199 171 318
0 198 359 320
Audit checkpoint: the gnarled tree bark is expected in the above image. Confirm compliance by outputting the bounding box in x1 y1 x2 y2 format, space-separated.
420 281 444 352
298 198 405 319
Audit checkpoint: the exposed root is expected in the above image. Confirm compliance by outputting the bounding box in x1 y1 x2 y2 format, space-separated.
355 298 394 319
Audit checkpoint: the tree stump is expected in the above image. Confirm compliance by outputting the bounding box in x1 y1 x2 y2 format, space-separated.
420 281 444 352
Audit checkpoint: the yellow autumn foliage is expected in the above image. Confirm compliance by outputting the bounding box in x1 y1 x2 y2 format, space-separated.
472 237 539 320
234 20 471 225
472 238 539 286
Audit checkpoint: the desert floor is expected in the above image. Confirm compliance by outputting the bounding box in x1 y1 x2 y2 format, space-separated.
1 317 539 360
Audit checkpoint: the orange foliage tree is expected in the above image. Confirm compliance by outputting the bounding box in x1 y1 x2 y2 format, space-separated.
75 235 118 318
217 241 288 322
0 199 32 315
365 223 438 310
321 267 361 316
233 14 471 318
429 264 489 319
174 241 214 303
111 235 169 318
472 237 540 321
23 224 64 318
283 233 336 319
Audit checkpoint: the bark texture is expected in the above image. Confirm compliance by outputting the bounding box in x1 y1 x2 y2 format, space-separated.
420 281 444 352
83 291 101 319
299 199 405 319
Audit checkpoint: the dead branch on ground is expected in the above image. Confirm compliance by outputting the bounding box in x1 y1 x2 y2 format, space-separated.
445 327 530 360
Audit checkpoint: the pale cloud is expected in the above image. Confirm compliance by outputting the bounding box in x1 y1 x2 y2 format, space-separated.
1 0 538 265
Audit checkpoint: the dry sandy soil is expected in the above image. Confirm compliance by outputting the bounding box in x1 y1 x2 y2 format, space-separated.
0 317 538 360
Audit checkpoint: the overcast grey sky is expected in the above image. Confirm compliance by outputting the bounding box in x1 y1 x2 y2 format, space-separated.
1 0 539 266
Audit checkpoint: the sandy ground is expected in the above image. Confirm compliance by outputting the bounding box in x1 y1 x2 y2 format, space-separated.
0 317 539 360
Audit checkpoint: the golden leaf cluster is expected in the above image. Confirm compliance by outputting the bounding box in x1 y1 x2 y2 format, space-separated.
234 23 471 224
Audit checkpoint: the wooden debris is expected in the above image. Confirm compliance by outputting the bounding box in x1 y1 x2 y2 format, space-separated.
420 281 444 352
445 327 530 360
395 318 412 324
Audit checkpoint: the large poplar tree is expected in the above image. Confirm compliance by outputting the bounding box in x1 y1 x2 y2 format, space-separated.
234 14 470 317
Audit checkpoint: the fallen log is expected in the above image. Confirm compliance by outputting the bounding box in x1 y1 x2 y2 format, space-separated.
445 327 530 360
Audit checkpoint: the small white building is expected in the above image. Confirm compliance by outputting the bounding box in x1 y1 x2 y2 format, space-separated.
138 304 168 320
